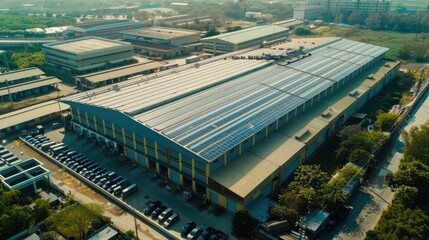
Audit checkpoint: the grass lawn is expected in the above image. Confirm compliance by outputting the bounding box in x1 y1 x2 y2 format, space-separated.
307 26 429 59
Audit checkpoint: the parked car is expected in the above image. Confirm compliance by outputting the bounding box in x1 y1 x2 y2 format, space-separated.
144 201 161 216
163 213 179 228
151 206 167 219
198 227 215 240
158 208 173 223
187 226 204 240
181 222 197 237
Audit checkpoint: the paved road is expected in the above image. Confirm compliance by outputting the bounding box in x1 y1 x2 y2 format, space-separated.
322 84 429 240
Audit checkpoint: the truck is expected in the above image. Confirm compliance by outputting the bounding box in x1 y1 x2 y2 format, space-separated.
185 56 200 64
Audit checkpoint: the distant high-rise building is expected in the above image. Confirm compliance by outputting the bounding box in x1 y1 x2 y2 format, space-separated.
294 0 391 20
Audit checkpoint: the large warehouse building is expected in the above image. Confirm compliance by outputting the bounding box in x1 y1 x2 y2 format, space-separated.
122 27 201 59
62 38 400 212
66 20 142 39
42 37 134 78
201 25 289 55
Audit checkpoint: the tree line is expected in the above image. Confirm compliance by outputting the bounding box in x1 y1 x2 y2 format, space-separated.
329 10 429 33
366 121 429 239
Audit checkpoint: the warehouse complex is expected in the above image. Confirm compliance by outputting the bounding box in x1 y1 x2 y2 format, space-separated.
122 27 201 59
42 37 134 78
62 38 400 212
201 25 289 55
294 0 391 20
0 67 60 102
76 61 164 90
66 20 141 39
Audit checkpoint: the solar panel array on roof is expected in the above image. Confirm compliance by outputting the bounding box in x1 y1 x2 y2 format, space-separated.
64 38 388 162
135 39 387 160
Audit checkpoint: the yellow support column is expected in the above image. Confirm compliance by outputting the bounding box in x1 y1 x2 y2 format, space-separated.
85 112 89 127
112 123 116 139
102 120 106 135
143 137 148 155
122 128 126 146
223 153 228 165
155 142 159 172
145 157 149 169
77 109 82 124
286 113 289 123
303 102 306 112
276 119 279 130
192 158 196 193
252 135 256 146
205 164 210 184
132 132 136 150
93 116 98 132
265 126 268 138
179 152 184 185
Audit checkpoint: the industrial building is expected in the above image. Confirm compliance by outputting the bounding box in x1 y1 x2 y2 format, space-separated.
76 61 165 90
66 20 141 39
0 158 51 194
201 25 289 55
0 68 60 102
122 27 201 59
62 38 400 212
0 100 69 135
154 14 212 27
294 0 391 20
42 37 134 78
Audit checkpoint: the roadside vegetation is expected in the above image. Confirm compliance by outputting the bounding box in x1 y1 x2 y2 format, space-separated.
0 187 110 240
0 13 75 35
366 121 429 239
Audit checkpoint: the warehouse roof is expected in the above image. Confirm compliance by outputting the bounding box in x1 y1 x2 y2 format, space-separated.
43 37 130 54
122 26 200 40
79 62 165 83
0 68 44 82
0 100 69 131
0 77 60 97
71 20 136 30
63 38 388 162
202 25 289 44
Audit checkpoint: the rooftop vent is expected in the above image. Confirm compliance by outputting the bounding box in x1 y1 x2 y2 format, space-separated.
295 128 310 140
367 74 375 80
112 84 120 91
321 110 331 118
348 89 359 97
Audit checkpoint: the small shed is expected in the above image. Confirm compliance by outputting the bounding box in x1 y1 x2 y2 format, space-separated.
299 209 330 236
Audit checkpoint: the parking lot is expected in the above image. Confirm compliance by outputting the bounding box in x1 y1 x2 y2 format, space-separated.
37 128 236 239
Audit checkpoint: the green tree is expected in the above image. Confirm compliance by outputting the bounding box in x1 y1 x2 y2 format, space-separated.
320 183 347 209
48 203 107 240
288 165 329 192
402 121 429 166
394 186 418 208
376 113 398 131
365 204 429 240
232 209 256 237
349 148 371 166
34 198 51 222
270 205 299 225
295 27 312 36
338 125 363 142
125 230 136 239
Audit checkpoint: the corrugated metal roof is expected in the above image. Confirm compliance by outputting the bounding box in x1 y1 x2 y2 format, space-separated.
43 37 131 54
0 68 44 82
0 77 60 96
0 100 69 130
64 38 389 162
80 62 165 83
202 25 289 44
122 26 200 40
